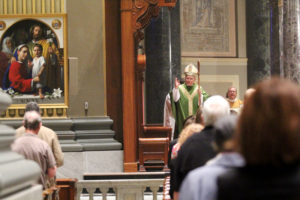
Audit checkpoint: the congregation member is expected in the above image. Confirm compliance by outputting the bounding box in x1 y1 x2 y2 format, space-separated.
11 110 56 189
168 114 198 166
169 123 204 199
165 63 209 139
16 102 64 167
226 87 243 113
171 123 204 160
217 78 300 199
16 102 63 188
179 115 244 200
172 95 230 200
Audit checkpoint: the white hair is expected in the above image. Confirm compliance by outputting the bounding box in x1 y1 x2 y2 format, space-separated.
24 110 42 130
203 95 230 126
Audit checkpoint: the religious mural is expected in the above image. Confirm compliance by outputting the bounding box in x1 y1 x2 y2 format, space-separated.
181 0 236 57
0 18 65 104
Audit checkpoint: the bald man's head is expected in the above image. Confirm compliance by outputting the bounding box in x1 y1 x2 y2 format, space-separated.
24 111 42 131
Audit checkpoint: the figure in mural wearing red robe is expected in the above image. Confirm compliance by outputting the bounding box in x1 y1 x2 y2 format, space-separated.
9 44 40 93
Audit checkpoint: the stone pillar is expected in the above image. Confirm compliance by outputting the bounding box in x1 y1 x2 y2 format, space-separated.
246 0 271 86
145 2 181 124
270 0 280 75
280 0 300 82
0 92 42 200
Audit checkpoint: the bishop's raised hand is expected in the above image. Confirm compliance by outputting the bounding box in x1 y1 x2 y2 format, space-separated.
175 77 180 89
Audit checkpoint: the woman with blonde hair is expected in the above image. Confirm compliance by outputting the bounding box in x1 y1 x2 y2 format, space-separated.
169 122 204 200
171 123 204 159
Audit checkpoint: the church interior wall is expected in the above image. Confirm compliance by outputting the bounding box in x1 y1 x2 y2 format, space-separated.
180 0 247 98
66 0 107 118
66 0 123 143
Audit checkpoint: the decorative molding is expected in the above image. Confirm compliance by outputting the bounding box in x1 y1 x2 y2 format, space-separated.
0 106 68 119
132 0 177 42
0 0 65 15
132 0 160 42
182 57 248 66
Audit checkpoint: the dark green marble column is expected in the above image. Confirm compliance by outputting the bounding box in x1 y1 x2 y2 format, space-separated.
145 2 181 124
246 0 271 86
270 0 280 75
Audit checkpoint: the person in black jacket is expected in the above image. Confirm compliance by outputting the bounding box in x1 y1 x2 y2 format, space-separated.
173 95 230 199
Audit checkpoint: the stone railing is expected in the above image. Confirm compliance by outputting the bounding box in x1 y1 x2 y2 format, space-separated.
76 179 164 200
0 92 42 200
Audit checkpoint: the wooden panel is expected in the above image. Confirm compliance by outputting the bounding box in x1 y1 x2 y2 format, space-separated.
121 0 138 172
56 178 77 200
142 125 172 140
124 162 138 172
105 0 123 143
139 126 171 171
139 138 169 172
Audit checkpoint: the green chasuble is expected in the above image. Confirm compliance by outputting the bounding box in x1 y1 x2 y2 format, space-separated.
170 83 209 139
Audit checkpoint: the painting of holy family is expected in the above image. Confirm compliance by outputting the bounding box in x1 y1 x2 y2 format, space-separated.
0 18 65 104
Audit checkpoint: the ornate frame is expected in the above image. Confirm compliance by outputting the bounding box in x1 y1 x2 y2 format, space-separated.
0 14 68 119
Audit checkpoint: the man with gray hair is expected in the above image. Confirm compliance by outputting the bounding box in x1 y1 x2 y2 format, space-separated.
16 102 64 167
11 110 56 189
16 102 63 188
172 95 230 199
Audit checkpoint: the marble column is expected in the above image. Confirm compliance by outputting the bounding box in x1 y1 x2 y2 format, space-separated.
145 2 181 124
280 0 300 82
270 0 280 75
246 0 271 86
0 92 42 199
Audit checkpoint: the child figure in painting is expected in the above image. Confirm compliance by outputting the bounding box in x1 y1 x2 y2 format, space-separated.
32 44 46 99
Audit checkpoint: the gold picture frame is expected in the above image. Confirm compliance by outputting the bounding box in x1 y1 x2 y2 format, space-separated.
0 14 68 119
181 0 236 57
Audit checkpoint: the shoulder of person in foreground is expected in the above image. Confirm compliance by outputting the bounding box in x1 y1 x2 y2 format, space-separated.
179 160 228 200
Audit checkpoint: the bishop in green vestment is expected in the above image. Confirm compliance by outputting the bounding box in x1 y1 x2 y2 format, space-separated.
170 64 209 139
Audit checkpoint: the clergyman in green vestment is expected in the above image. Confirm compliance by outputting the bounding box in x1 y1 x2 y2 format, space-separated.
166 64 209 139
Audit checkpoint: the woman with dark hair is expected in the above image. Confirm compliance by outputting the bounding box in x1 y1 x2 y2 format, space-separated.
217 78 300 200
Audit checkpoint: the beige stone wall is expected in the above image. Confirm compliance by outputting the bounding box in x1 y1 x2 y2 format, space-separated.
66 0 106 117
181 0 247 99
